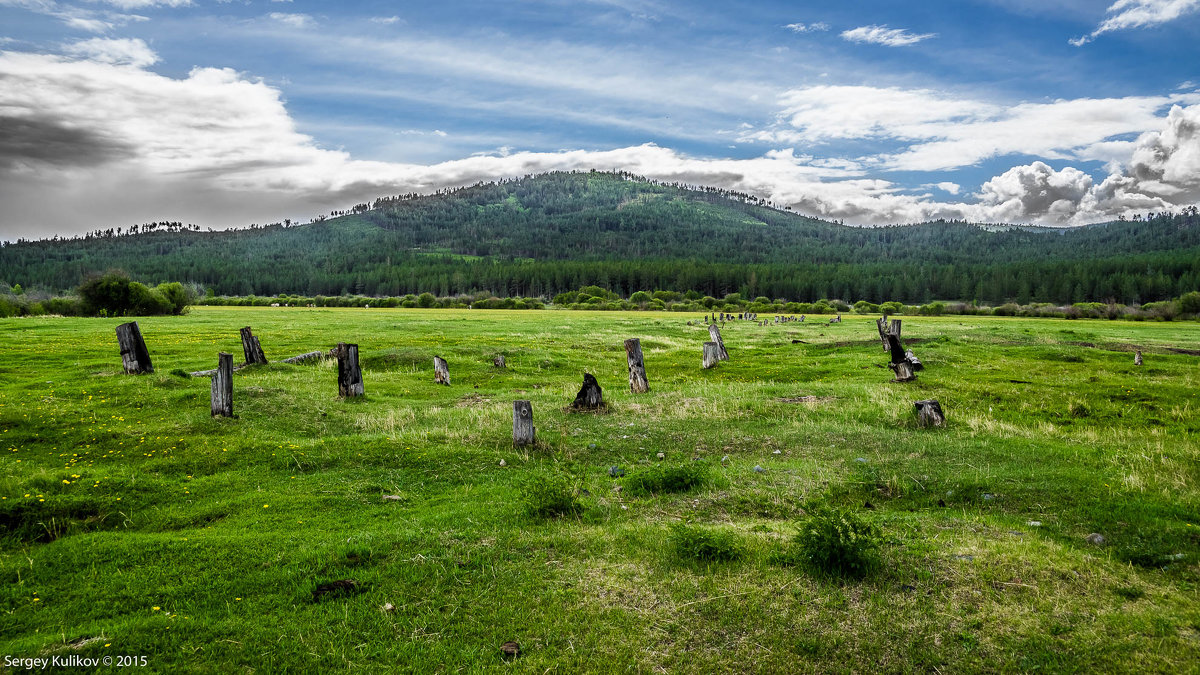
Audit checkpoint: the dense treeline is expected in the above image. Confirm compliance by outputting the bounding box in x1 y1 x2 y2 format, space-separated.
2 171 1199 305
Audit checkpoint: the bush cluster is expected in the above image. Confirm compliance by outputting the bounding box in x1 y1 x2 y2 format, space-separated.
623 463 709 496
519 471 582 518
792 507 881 578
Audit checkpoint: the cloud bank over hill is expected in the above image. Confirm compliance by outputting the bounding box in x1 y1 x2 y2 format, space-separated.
1 46 1199 238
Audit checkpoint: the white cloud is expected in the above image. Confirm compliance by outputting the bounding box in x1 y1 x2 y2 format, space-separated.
742 85 1200 172
267 12 313 29
370 16 402 25
83 0 191 8
62 37 158 67
0 0 149 32
784 22 829 33
840 25 935 47
1072 0 1200 45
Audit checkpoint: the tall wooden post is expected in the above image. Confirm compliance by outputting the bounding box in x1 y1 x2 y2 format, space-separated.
336 342 364 397
116 321 153 374
493 354 507 368
513 401 535 446
702 342 720 369
240 327 267 365
1134 350 1143 366
708 323 729 360
625 338 650 393
211 352 234 417
434 356 450 385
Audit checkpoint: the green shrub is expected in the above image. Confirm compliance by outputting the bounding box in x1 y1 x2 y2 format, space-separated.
520 471 582 518
624 463 709 496
793 507 881 578
669 523 743 563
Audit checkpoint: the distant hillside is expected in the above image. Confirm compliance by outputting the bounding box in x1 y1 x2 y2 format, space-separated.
2 171 1199 304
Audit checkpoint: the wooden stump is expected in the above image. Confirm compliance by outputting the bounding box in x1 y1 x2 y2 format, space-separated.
240 327 268 365
1134 350 1143 366
494 354 507 368
571 373 605 409
914 399 945 427
210 352 234 417
336 342 364 397
702 341 720 369
708 323 729 360
889 360 917 383
876 316 891 351
434 356 450 385
625 338 650 393
115 321 153 374
513 401 535 446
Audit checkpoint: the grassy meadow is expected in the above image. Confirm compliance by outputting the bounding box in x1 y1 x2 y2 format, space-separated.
1 307 1198 673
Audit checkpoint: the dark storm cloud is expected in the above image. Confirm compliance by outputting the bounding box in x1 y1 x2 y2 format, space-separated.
0 114 134 170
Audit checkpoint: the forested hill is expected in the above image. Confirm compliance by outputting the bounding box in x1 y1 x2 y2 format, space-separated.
2 171 1199 305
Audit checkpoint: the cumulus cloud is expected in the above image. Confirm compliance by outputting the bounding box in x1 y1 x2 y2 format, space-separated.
742 85 1200 172
784 22 828 33
62 37 158 66
840 25 935 47
1072 0 1200 45
370 15 402 25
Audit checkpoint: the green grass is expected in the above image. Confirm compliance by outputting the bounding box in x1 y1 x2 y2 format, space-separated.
0 307 1198 672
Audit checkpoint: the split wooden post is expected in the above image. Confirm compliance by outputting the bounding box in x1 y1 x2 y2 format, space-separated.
876 316 891 351
702 341 720 369
571 373 605 409
211 352 234 417
708 323 729 360
115 321 153 374
434 356 450 385
513 401 535 446
1134 350 1143 366
240 327 268 365
493 354 507 369
625 338 650 393
335 342 364 397
914 399 945 427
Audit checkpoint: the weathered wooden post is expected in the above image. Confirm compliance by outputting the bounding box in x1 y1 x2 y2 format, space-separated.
211 352 234 417
433 356 450 385
625 338 650 393
1134 350 1143 366
876 316 890 351
240 327 268 365
702 341 720 369
708 323 729 360
115 321 153 374
513 401 535 446
494 354 506 368
335 342 364 397
914 399 945 427
571 373 605 409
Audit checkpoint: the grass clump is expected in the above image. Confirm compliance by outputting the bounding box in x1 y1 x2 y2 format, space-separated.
624 462 709 496
792 507 881 578
519 470 583 518
669 523 743 563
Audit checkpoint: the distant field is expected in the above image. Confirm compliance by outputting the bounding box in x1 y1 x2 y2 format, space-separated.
1 308 1197 673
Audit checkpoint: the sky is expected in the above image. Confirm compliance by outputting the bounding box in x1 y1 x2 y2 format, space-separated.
2 0 1200 239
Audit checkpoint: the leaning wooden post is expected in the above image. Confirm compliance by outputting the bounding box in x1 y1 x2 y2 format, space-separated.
1134 350 1143 366
336 342 364 397
513 401 535 446
115 321 153 374
625 338 650 393
433 356 450 385
239 327 268 365
211 352 234 417
702 342 720 369
708 323 729 360
914 399 945 427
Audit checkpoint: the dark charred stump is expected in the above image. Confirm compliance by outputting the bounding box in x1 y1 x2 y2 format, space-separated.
915 399 945 427
336 342 364 397
240 326 267 365
571 373 605 409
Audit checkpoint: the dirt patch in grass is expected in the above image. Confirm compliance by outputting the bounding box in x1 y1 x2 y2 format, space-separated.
456 393 492 407
778 395 836 404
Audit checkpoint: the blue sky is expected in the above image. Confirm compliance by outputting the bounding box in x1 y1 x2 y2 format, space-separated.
2 0 1200 238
